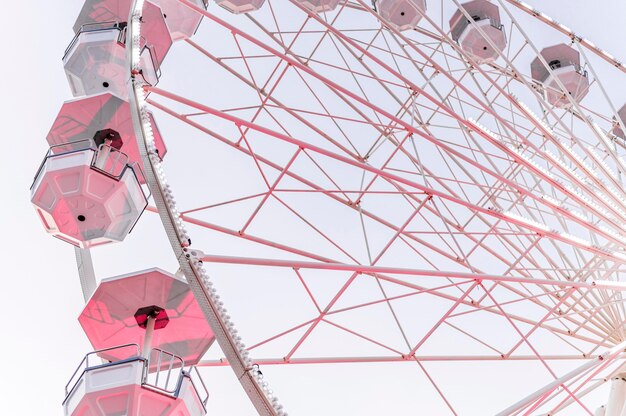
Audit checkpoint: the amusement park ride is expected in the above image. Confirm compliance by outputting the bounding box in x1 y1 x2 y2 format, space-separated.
29 0 626 414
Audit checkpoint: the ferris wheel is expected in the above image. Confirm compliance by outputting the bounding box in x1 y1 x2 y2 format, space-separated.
29 0 626 415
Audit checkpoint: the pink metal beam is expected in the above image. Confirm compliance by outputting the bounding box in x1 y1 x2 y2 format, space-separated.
184 38 362 160
177 1 625 242
494 342 626 415
198 354 611 367
146 100 468 267
505 288 577 358
295 0 626 229
145 207 611 346
239 149 302 234
148 96 603 308
146 86 626 262
198 253 626 292
284 193 431 359
408 282 479 356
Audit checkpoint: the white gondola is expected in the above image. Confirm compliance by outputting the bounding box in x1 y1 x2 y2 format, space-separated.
63 22 160 99
31 142 147 248
530 43 590 108
74 0 206 42
214 0 266 14
376 0 427 31
449 0 506 63
151 0 208 41
295 0 341 13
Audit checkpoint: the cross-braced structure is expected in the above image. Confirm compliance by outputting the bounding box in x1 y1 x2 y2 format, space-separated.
40 0 626 414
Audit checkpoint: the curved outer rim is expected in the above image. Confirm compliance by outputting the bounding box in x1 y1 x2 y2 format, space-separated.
125 1 285 414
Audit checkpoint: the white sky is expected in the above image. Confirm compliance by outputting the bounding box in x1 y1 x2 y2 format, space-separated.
1 1 626 415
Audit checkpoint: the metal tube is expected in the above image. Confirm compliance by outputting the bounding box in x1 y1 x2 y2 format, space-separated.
94 143 111 170
142 315 156 360
495 341 626 416
606 374 626 416
74 247 96 302
196 254 626 292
